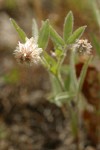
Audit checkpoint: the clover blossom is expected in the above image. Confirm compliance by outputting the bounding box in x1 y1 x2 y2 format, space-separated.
14 37 43 65
73 39 92 55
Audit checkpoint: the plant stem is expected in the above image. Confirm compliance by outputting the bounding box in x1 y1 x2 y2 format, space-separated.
56 46 68 91
56 47 81 149
74 56 93 150
70 49 81 150
70 49 78 90
56 72 65 90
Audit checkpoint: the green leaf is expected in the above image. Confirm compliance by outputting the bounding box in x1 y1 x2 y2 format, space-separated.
10 18 27 42
67 26 87 44
77 56 93 92
32 19 39 42
91 34 100 56
50 74 62 96
50 65 58 75
63 11 74 43
44 51 56 66
38 19 49 49
50 25 64 47
43 51 57 74
55 91 75 102
61 65 70 75
70 50 78 91
55 49 63 58
65 73 71 90
91 0 100 27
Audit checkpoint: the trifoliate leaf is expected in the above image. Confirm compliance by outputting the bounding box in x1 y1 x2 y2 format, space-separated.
55 91 75 102
32 19 39 42
67 26 87 44
91 34 100 57
50 25 64 47
10 18 27 42
63 11 74 43
38 19 49 49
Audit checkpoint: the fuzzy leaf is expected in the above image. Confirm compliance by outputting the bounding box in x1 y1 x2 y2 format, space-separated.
10 18 27 42
32 19 39 42
38 19 49 49
78 56 92 92
67 26 87 44
55 49 63 58
50 25 64 47
65 73 71 90
91 34 100 56
63 11 74 43
91 1 100 27
55 91 75 102
50 74 62 96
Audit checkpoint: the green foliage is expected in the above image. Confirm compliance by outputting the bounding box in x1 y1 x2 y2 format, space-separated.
54 49 62 58
77 56 93 93
64 72 71 90
63 11 74 43
70 50 78 91
90 0 100 27
91 34 100 57
67 26 87 44
43 52 57 74
38 20 50 49
54 91 75 103
50 25 64 47
49 74 62 101
32 19 39 42
10 18 27 42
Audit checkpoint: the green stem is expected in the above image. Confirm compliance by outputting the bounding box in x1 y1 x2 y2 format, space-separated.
41 56 50 69
56 46 68 91
56 47 80 149
75 56 93 150
56 73 65 91
77 56 93 95
70 49 78 90
70 49 80 150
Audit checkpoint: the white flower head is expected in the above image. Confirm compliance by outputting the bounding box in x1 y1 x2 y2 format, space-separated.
72 39 92 55
14 37 43 65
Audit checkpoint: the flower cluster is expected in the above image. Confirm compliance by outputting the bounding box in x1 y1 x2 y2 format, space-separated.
14 37 43 65
72 39 92 55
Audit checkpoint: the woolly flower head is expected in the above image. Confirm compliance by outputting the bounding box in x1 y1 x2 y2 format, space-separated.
72 39 92 55
14 37 43 65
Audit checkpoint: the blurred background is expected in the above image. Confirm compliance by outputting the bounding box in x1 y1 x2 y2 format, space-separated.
0 0 100 150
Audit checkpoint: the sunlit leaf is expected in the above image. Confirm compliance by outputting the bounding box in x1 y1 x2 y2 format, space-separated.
10 18 27 42
70 50 78 91
91 34 100 57
64 73 71 90
55 49 63 58
61 65 70 75
63 11 74 43
44 51 56 65
90 0 100 27
38 19 49 49
32 19 39 42
77 56 93 92
50 25 64 47
55 91 75 102
50 74 62 96
67 26 87 44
